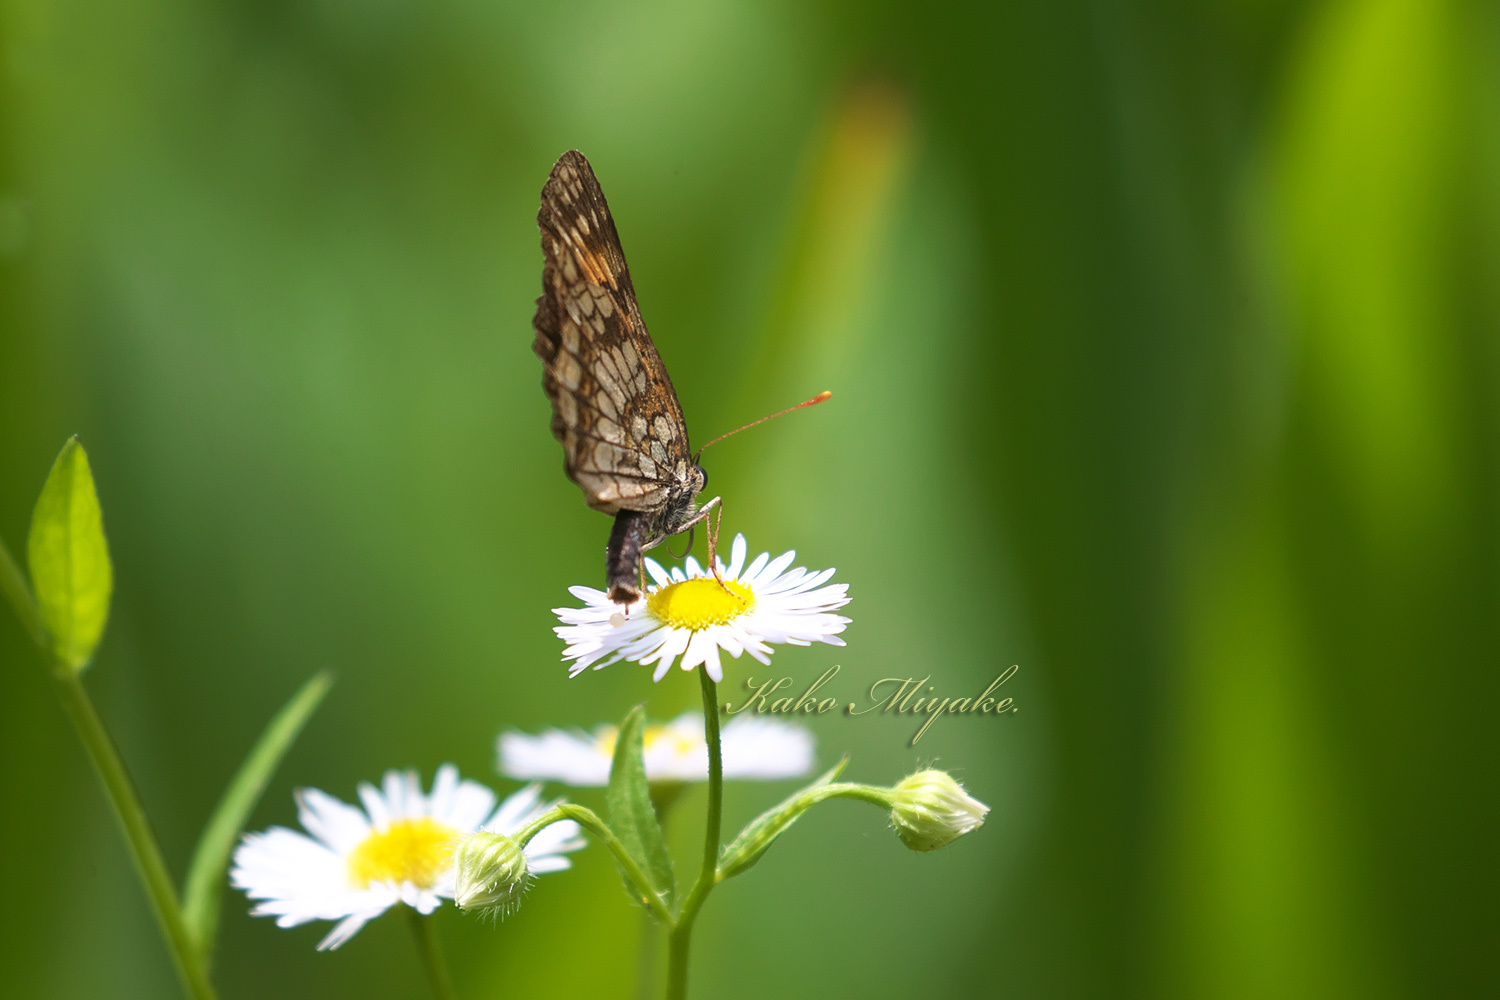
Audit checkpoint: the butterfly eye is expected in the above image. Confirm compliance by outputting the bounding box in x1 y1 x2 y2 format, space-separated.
696 467 708 492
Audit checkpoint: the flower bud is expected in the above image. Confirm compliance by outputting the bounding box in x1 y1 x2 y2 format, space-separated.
889 769 989 852
452 831 530 918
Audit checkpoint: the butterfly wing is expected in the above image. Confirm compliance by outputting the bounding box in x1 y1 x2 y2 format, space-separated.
532 150 695 518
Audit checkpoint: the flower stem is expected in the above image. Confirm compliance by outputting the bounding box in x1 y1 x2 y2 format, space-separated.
635 909 661 1000
0 533 47 649
713 779 893 883
634 787 682 1000
405 908 455 1000
53 672 219 1000
1 532 217 999
665 667 723 1000
514 802 675 924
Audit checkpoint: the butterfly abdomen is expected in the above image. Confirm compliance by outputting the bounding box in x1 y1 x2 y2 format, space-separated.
606 510 653 604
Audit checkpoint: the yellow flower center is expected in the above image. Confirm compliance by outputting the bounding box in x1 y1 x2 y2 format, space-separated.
646 578 755 631
647 726 699 756
597 724 701 760
346 817 460 889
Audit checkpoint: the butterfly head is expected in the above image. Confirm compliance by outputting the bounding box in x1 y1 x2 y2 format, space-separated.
657 463 709 538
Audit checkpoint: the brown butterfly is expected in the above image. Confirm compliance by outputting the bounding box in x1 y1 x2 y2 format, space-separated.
531 150 718 605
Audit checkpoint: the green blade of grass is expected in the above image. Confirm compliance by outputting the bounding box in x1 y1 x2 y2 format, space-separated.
180 670 334 961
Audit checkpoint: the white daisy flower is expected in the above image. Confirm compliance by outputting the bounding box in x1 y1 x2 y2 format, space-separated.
230 765 584 950
554 533 851 682
498 711 816 786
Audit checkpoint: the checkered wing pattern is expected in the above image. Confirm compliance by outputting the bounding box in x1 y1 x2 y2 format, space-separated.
532 150 695 517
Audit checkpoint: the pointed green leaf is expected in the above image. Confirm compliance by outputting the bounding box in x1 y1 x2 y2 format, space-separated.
606 704 675 908
717 756 850 882
27 438 113 673
181 670 334 962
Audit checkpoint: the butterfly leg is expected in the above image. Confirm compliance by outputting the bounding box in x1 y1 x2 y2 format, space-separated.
655 494 719 541
642 496 733 590
706 503 722 582
704 503 742 599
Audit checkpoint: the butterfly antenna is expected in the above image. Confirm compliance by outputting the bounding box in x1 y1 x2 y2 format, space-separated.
694 390 833 463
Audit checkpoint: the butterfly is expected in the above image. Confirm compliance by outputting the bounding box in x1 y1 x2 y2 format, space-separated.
531 150 719 605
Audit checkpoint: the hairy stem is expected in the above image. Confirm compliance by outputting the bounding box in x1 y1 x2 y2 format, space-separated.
665 667 723 1000
514 803 674 924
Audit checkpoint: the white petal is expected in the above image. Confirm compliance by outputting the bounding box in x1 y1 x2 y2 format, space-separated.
498 728 612 787
316 909 384 951
644 557 671 586
741 551 770 584
444 780 499 832
410 889 444 914
759 550 797 584
235 765 507 951
383 771 410 820
487 784 544 834
427 764 459 820
721 716 816 780
524 817 586 861
357 781 389 830
526 854 574 874
679 629 713 671
550 534 850 680
295 788 371 854
726 534 747 579
703 641 723 682
233 826 389 932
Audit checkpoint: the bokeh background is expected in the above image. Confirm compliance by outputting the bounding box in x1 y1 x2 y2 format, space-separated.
2 0 1497 996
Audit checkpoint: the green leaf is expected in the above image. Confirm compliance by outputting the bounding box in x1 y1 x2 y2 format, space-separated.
180 670 334 962
717 756 850 882
26 437 113 673
606 704 675 909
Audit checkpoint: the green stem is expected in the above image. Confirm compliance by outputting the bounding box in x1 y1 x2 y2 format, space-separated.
713 778 892 883
405 908 455 1000
54 673 219 1000
635 909 662 1000
634 786 680 1000
0 534 46 649
2 533 216 999
513 803 674 924
665 667 723 1000
807 782 893 810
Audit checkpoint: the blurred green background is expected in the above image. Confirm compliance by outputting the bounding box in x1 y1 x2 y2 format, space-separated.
2 0 1497 996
